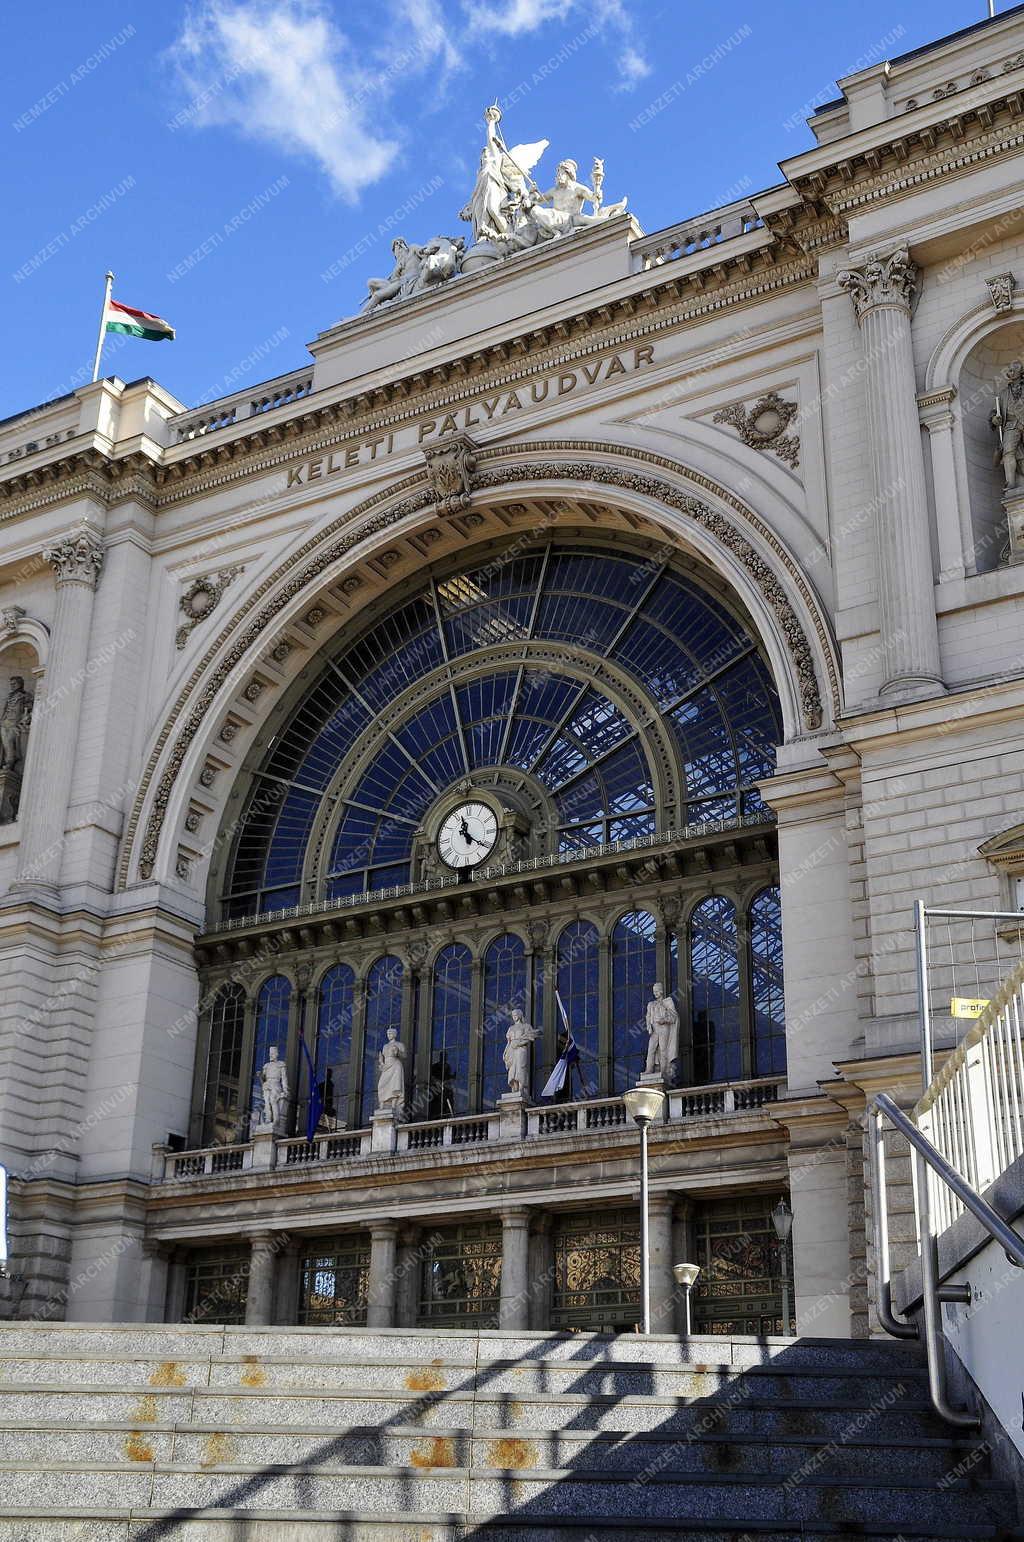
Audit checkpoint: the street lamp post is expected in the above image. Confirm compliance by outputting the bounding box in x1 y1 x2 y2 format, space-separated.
623 1086 666 1334
673 1261 701 1336
772 1196 793 1336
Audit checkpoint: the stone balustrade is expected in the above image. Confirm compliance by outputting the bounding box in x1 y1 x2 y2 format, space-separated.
152 1075 784 1184
170 368 315 443
631 204 764 271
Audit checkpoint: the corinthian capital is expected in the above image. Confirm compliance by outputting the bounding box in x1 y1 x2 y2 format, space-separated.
43 524 105 588
837 246 918 320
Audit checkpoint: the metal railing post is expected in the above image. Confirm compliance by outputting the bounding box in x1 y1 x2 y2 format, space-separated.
868 1105 918 1339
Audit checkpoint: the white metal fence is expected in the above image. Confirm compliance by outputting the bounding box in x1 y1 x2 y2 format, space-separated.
915 955 1024 1233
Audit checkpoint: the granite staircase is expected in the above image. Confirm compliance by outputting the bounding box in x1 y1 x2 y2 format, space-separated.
0 1322 1019 1540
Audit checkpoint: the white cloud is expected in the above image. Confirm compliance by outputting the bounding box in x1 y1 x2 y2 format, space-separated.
614 44 651 90
468 0 573 36
398 0 462 75
169 0 399 200
466 0 648 88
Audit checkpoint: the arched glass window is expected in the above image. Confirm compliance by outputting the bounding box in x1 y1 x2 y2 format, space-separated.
225 547 782 918
611 911 659 1092
750 887 786 1076
362 956 404 1124
430 944 473 1118
557 921 599 1096
316 965 355 1126
482 934 528 1108
251 976 291 1128
205 983 246 1144
690 899 740 1084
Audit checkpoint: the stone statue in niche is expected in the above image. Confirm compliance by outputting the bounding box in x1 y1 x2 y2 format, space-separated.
991 359 1024 489
645 982 680 1078
0 675 33 823
375 1026 407 1112
259 1045 289 1128
503 1009 540 1095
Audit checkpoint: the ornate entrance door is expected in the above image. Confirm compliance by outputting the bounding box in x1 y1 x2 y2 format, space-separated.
692 1195 792 1335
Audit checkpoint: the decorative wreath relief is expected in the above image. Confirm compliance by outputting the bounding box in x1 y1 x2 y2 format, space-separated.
713 392 800 469
175 567 242 650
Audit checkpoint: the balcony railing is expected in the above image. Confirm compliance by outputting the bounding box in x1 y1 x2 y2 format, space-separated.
211 812 773 935
152 1075 784 1184
170 368 315 443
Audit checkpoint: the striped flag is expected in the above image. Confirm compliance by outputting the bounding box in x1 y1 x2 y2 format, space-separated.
104 298 175 343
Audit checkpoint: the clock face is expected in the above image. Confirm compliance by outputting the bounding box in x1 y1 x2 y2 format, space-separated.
437 800 499 870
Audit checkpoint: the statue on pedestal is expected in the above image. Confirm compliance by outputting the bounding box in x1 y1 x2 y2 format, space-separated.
644 983 679 1079
259 1045 289 1127
0 675 33 823
376 1026 407 1112
991 359 1024 489
502 1008 540 1095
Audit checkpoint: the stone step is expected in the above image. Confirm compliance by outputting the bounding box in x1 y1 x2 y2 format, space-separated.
0 1384 949 1438
0 1516 1021 1542
0 1351 929 1403
0 1324 926 1372
0 1419 989 1482
0 1463 1013 1528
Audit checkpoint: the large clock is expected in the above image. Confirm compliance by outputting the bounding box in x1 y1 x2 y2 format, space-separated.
437 800 499 870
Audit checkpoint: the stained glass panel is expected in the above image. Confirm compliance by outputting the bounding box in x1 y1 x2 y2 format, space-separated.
429 944 473 1117
611 910 658 1092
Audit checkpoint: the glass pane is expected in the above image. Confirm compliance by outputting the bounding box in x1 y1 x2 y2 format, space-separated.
482 934 528 1108
556 921 599 1089
362 957 404 1124
690 898 741 1083
750 887 786 1076
611 911 659 1093
251 976 291 1132
430 944 473 1117
314 965 355 1127
206 984 246 1145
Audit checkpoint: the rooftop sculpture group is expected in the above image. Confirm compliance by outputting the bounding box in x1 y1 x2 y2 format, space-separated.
361 104 629 314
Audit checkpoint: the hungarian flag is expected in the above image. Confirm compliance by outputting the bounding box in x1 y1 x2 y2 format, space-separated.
104 298 175 343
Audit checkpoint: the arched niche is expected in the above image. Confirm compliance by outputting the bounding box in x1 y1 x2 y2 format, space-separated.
0 619 45 825
959 318 1024 572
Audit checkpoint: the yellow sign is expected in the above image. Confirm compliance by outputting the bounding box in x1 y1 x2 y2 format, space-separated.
950 997 990 1019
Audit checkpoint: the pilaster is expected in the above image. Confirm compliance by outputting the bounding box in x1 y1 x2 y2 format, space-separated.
837 247 944 701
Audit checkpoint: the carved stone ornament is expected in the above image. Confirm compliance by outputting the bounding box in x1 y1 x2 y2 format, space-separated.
986 271 1016 313
837 246 918 320
43 524 104 588
340 575 363 596
1 606 26 633
304 606 326 628
175 567 242 650
713 392 800 469
423 435 477 514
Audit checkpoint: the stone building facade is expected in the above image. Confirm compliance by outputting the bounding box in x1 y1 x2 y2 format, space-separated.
3 8 1024 1338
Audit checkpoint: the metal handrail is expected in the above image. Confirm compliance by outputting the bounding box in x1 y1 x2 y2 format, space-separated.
869 1090 1024 1428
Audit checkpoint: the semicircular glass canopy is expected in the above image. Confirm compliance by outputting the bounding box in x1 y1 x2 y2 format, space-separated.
223 546 782 918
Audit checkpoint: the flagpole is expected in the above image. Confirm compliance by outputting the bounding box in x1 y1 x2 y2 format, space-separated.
91 270 114 383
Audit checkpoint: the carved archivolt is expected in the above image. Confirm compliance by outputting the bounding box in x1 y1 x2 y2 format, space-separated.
122 445 836 887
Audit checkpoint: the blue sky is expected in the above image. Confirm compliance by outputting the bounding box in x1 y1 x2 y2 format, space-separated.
0 0 999 421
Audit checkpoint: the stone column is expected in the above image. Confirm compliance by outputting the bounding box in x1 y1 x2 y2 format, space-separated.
367 1219 399 1328
837 248 944 701
16 522 105 888
244 1231 278 1326
528 1213 554 1330
275 1240 302 1326
648 1194 677 1335
395 1223 421 1328
140 1241 171 1324
499 1207 532 1331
